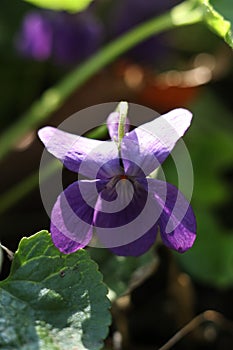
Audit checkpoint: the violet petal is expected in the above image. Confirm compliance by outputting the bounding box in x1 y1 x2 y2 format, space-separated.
50 179 105 253
50 224 84 254
94 178 147 228
93 178 162 251
38 126 121 178
110 227 157 256
148 179 196 253
121 108 192 176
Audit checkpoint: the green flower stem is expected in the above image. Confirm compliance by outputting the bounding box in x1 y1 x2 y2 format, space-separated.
0 0 203 162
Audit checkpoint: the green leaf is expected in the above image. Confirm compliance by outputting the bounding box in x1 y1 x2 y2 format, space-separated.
199 0 233 47
0 231 111 350
23 0 94 13
0 246 3 274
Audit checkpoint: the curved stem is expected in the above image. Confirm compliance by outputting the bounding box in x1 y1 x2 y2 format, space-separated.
158 310 233 350
0 0 202 161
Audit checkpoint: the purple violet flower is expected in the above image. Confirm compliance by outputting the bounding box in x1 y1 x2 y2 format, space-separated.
16 11 53 61
38 104 196 256
16 10 103 64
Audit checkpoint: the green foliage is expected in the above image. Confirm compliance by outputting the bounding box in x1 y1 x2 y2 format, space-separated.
0 246 2 274
176 91 233 287
2 0 232 160
23 0 94 13
199 0 233 47
177 210 233 287
0 231 111 350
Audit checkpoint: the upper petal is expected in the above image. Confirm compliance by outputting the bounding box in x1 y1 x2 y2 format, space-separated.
121 108 192 176
38 126 121 178
148 179 196 253
50 179 105 253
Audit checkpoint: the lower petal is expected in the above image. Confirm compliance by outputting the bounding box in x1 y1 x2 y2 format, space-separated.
110 227 157 256
50 180 104 253
94 178 161 251
148 179 196 253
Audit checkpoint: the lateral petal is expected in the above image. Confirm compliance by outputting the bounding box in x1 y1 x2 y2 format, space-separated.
148 179 196 253
50 179 105 253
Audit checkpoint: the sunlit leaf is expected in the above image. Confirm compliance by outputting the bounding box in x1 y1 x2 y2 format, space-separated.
23 0 94 13
199 0 233 47
0 231 111 350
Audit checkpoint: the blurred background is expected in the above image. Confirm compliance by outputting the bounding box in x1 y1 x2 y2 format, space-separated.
0 0 233 349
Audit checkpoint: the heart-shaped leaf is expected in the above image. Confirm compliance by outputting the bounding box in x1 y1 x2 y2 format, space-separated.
0 231 111 350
